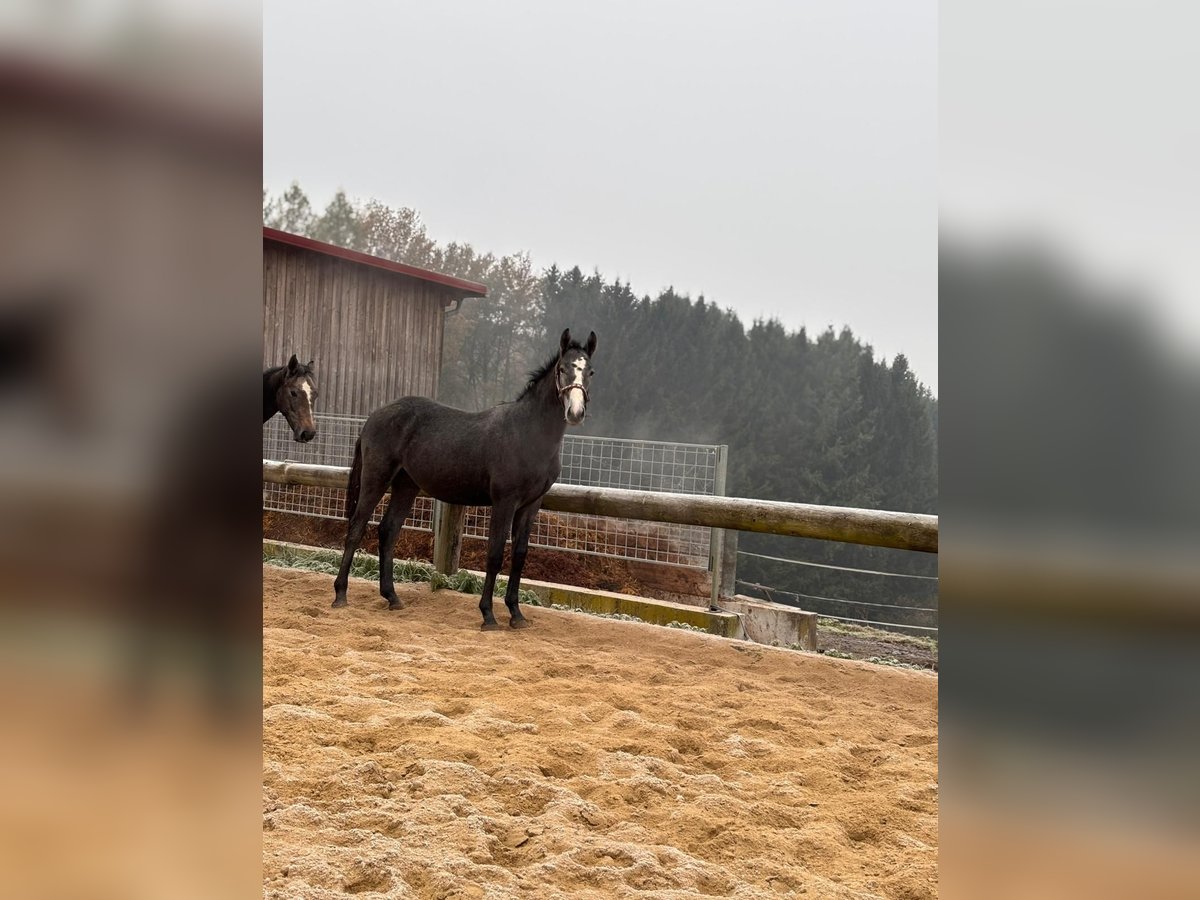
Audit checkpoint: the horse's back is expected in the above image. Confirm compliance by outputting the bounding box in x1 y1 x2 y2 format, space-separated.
365 395 490 438
360 396 496 496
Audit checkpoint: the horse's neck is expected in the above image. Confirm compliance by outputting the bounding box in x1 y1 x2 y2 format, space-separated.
514 372 567 447
263 368 283 422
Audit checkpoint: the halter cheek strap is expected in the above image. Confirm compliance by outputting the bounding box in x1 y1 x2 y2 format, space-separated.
555 362 589 403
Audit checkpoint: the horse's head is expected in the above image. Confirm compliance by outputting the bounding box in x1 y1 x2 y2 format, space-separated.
556 328 596 426
276 354 318 442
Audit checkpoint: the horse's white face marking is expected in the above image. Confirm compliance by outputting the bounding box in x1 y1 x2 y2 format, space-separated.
281 373 318 441
563 355 589 423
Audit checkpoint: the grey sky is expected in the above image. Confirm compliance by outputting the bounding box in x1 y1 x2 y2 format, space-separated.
941 1 1200 364
265 0 937 393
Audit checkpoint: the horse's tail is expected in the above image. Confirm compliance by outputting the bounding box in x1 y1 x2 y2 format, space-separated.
345 437 363 519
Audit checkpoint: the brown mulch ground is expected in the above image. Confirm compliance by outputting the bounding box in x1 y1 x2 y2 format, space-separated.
263 565 938 899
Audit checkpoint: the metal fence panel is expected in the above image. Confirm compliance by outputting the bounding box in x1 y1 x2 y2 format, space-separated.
263 414 435 529
264 413 721 568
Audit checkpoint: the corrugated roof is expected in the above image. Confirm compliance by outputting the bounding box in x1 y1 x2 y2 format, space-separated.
264 227 488 297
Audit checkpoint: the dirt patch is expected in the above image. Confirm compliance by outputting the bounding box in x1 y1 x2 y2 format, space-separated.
817 626 939 671
263 565 938 899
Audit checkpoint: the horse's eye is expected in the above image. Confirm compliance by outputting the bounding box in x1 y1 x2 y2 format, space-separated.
290 389 298 397
589 370 595 377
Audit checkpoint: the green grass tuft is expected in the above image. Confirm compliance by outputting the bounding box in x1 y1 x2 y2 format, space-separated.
665 620 706 632
816 616 938 648
864 655 928 671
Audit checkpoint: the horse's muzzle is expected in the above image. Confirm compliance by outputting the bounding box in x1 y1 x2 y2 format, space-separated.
296 428 316 443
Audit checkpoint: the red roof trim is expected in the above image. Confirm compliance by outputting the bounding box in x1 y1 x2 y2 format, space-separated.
263 227 488 297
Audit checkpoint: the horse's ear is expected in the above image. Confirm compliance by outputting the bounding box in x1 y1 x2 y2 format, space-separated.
585 331 597 357
305 359 314 372
559 328 571 355
287 354 299 373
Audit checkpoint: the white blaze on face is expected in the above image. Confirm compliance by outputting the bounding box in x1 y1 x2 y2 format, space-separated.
301 380 314 405
565 356 588 421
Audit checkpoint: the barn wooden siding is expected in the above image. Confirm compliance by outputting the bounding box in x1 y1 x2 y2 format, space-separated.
264 239 466 415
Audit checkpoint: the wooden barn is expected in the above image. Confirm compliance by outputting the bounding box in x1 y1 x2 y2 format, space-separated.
263 227 487 414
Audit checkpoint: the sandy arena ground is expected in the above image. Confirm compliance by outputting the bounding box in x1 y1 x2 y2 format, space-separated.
263 566 938 899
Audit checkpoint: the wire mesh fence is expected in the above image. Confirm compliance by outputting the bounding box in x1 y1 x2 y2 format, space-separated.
263 413 434 529
557 436 722 494
264 413 723 568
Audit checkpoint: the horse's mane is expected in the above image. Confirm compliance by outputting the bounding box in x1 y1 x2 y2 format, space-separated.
516 341 584 400
265 359 314 380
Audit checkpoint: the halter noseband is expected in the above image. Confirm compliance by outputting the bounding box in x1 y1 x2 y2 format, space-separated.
555 361 589 404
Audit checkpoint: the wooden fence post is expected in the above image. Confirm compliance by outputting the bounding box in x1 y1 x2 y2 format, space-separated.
719 529 738 600
432 501 465 575
708 445 729 611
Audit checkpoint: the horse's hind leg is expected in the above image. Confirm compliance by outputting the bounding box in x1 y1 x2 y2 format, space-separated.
332 454 396 607
479 499 517 630
504 499 543 628
377 472 419 610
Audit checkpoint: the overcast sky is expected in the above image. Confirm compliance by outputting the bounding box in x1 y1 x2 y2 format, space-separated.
940 1 1200 368
264 0 937 393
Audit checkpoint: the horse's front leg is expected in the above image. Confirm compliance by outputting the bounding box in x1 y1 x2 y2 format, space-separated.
504 499 543 628
479 500 516 630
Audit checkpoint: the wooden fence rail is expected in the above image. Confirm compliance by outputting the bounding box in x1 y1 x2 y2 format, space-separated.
263 459 939 554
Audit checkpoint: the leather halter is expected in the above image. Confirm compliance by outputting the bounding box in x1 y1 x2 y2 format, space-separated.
555 360 589 404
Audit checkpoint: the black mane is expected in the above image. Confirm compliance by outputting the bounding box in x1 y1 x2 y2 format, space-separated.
517 340 584 400
265 360 314 381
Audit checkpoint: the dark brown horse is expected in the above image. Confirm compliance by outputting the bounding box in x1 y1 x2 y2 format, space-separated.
263 355 317 442
333 328 596 629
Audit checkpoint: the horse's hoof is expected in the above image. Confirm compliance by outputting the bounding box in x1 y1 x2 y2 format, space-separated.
387 599 406 611
331 598 348 608
480 621 502 631
509 617 532 629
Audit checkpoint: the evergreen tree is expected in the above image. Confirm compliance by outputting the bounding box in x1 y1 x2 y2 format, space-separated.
309 189 364 248
264 181 316 234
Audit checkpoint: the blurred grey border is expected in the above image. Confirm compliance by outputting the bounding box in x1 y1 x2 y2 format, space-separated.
3 0 1197 896
0 3 262 896
942 1 1200 895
